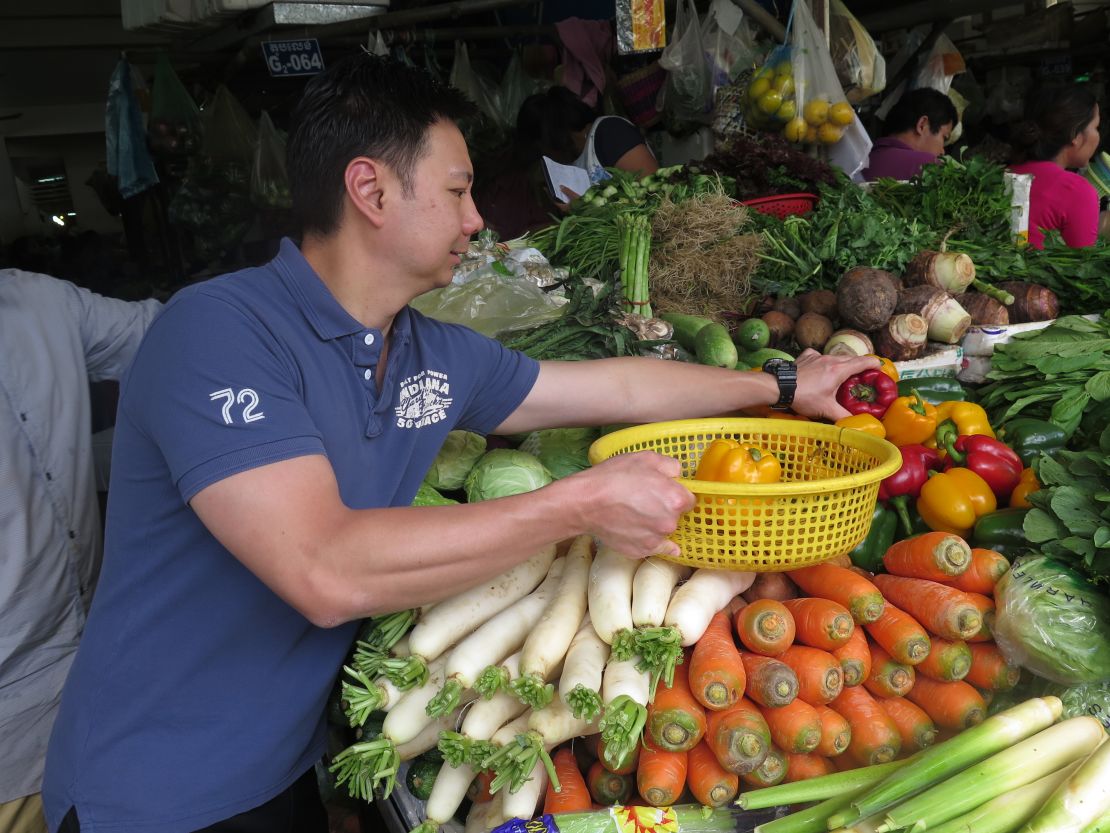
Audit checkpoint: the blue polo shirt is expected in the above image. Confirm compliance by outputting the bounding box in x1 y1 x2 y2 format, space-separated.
42 239 539 832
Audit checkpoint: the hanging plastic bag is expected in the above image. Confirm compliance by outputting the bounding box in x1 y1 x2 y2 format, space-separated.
701 0 758 99
658 0 713 135
106 58 159 199
449 41 501 125
148 53 201 157
497 51 538 130
913 34 965 95
200 84 257 166
251 111 291 210
829 0 886 104
788 0 856 148
367 30 388 57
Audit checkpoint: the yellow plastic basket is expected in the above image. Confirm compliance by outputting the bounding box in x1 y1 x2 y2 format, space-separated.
587 418 901 572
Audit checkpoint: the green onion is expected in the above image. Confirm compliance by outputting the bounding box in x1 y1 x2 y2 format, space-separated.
1020 735 1110 833
876 716 1105 833
738 758 910 810
828 696 1063 829
753 785 867 833
927 762 1081 833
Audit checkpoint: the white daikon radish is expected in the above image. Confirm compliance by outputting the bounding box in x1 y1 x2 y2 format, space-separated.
396 709 460 761
666 568 756 646
464 791 504 833
427 558 565 718
488 696 599 796
559 614 610 722
439 653 530 768
409 544 557 662
588 543 640 657
630 556 692 695
412 759 480 833
597 654 651 773
513 536 594 709
502 758 548 822
338 665 405 728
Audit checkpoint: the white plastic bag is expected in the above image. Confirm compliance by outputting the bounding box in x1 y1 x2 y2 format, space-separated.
449 42 501 124
701 0 758 98
829 0 886 104
658 0 713 133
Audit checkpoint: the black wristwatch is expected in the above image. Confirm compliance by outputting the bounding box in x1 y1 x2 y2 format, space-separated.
762 358 798 410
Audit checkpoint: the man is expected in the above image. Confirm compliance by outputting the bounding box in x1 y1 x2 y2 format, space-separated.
863 87 959 181
0 267 160 833
43 55 873 832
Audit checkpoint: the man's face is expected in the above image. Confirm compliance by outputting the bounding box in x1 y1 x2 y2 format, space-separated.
919 118 954 157
387 119 484 291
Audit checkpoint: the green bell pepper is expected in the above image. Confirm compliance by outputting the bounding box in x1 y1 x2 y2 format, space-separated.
997 419 1066 467
971 507 1030 557
897 377 966 405
894 503 932 540
848 504 898 573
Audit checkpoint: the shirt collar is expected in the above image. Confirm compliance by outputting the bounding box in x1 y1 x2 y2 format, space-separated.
271 237 412 345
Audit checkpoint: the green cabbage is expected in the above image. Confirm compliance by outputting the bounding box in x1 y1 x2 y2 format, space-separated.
993 554 1110 685
423 431 487 491
464 448 552 502
517 427 600 479
988 676 1110 736
411 483 459 506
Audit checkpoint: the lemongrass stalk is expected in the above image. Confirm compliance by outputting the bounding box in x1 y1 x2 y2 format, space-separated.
928 762 1081 833
1080 815 1110 833
876 716 1105 833
828 697 1063 830
738 758 911 810
753 786 866 833
1019 738 1110 833
554 804 740 832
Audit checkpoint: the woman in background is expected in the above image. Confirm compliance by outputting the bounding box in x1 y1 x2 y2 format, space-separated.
1009 84 1102 248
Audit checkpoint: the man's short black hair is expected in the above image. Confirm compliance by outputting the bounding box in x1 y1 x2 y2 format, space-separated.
287 52 477 237
883 88 958 136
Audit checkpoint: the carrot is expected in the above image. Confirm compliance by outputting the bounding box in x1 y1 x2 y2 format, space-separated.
596 734 639 775
736 599 795 656
915 636 972 682
863 641 915 698
863 602 931 666
704 697 771 776
646 661 707 752
876 696 937 751
942 548 1010 594
832 627 871 687
687 739 740 807
467 769 495 803
739 744 788 788
788 564 885 624
783 753 836 783
871 574 984 642
782 598 855 651
964 592 995 642
586 760 634 805
740 653 798 708
881 532 972 581
964 643 1021 691
544 747 592 814
829 684 902 766
777 645 844 706
636 745 688 806
815 705 851 757
759 698 822 754
742 572 798 603
904 676 986 731
689 611 746 711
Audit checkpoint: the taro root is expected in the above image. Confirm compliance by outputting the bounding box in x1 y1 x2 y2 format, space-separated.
762 311 796 347
795 312 834 352
837 267 899 332
800 289 838 319
956 293 1009 327
895 286 972 344
824 328 874 357
772 296 803 320
903 250 976 294
996 282 1059 323
873 314 929 362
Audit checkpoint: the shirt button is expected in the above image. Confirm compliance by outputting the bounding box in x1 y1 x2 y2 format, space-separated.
364 333 376 346
45 472 53 481
363 368 373 380
20 413 27 421
68 530 76 539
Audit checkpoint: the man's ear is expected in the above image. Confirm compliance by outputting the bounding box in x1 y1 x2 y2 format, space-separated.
345 157 387 229
916 115 932 136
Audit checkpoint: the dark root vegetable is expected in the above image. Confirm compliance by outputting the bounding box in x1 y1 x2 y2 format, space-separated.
955 293 1009 327
772 296 802 320
996 282 1059 323
795 312 834 352
837 267 899 332
874 314 928 362
762 311 795 346
800 289 838 319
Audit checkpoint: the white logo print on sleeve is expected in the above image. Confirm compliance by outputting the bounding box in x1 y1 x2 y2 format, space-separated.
395 370 453 428
209 388 266 424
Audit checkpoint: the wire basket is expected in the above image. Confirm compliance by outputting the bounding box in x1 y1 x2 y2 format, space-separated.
588 419 901 572
740 193 819 220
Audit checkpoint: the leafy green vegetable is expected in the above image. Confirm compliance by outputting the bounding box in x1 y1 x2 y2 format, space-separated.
411 483 459 507
423 431 487 491
463 448 552 502
517 427 599 479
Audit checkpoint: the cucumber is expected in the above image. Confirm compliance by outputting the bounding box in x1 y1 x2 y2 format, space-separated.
695 323 740 368
659 312 716 352
734 318 771 352
736 348 795 369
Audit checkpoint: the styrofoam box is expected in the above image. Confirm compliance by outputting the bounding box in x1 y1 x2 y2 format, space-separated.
894 344 963 379
958 355 993 385
960 319 1056 357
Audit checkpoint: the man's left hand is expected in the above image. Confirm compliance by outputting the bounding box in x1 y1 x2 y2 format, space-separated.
790 349 881 422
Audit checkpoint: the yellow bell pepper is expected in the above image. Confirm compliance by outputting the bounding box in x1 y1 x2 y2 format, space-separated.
695 439 782 483
882 391 937 446
868 354 899 383
916 467 997 537
934 401 995 440
1009 467 1040 508
836 413 887 439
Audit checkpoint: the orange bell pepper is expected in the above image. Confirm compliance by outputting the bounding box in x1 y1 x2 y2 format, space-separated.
882 391 938 447
868 354 899 383
916 468 997 537
695 439 781 484
836 413 886 439
1009 467 1040 509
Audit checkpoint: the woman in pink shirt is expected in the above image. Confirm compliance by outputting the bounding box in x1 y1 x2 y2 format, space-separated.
1009 85 1102 248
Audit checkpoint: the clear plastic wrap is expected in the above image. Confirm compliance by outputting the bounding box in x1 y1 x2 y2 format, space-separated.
658 0 712 134
409 274 567 338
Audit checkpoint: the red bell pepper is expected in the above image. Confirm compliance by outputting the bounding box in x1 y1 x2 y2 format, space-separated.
836 369 899 418
879 444 942 535
938 425 1024 500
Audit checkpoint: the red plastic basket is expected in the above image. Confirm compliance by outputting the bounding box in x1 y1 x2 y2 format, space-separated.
739 193 819 220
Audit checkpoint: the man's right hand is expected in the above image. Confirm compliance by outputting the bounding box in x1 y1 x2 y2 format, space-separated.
564 450 695 559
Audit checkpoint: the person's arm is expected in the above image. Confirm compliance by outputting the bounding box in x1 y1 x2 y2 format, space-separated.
613 143 659 177
1060 178 1100 247
595 117 658 176
58 278 162 380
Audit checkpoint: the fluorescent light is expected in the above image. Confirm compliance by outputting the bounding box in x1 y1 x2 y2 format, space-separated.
51 215 65 226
